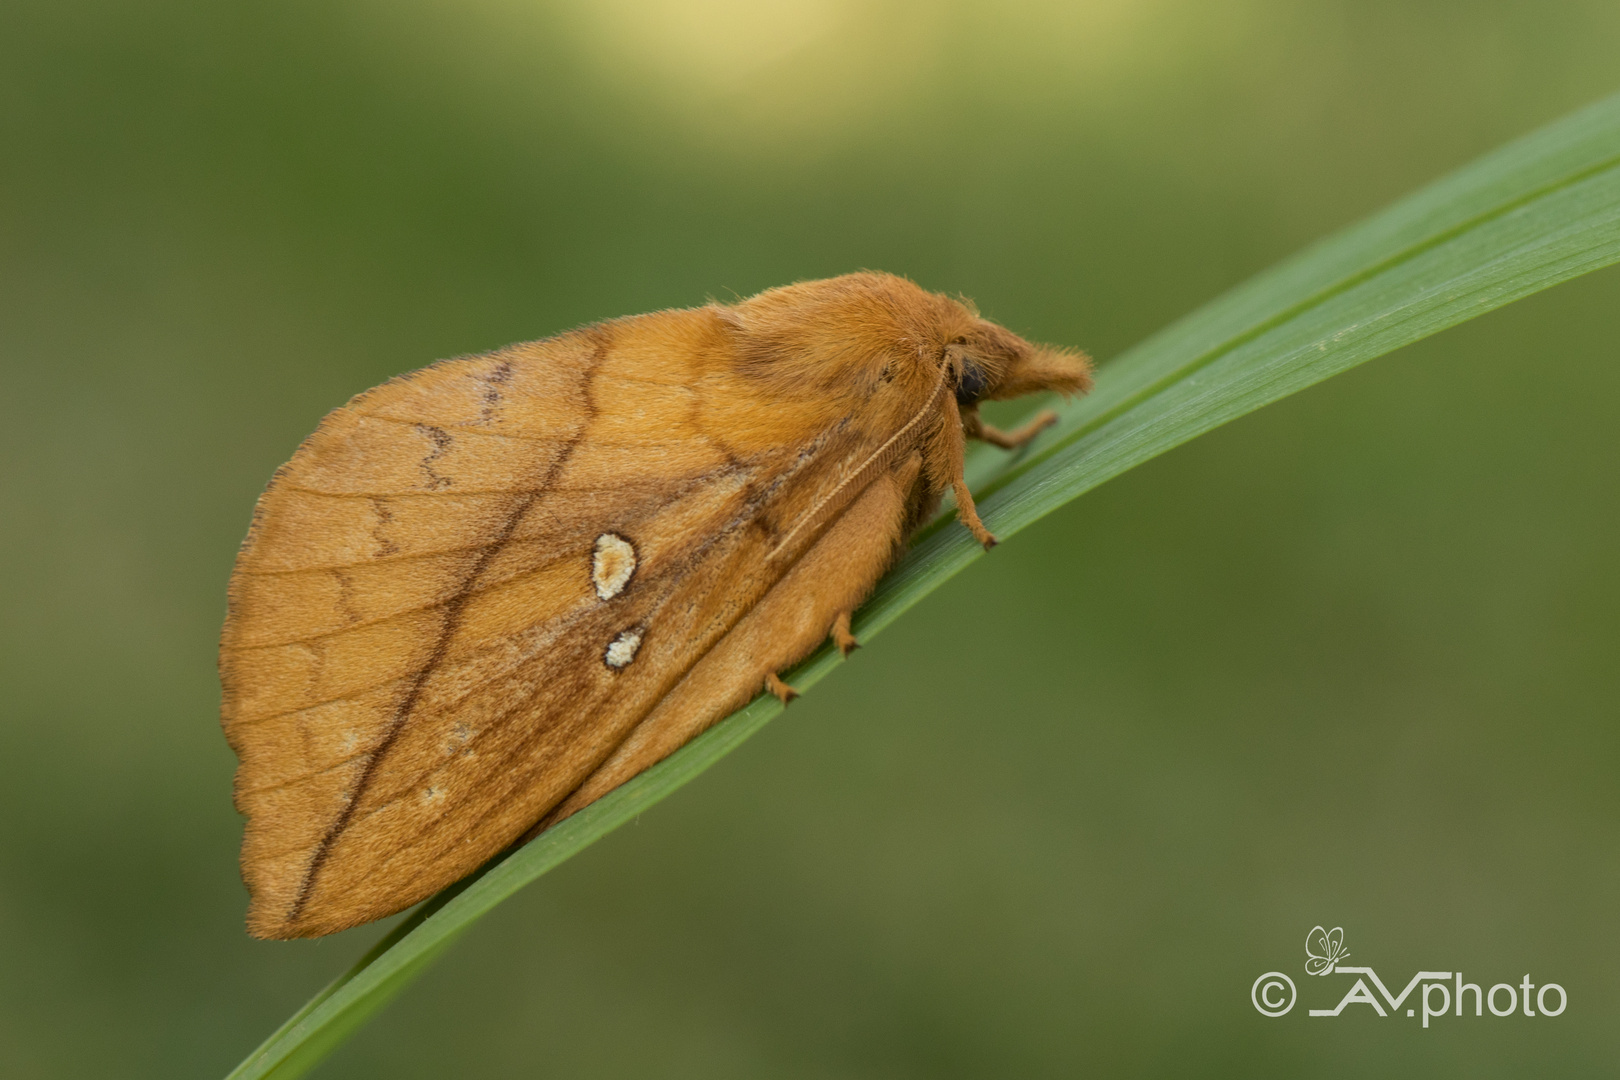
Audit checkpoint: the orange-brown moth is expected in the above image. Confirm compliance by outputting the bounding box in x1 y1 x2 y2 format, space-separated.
220 272 1092 938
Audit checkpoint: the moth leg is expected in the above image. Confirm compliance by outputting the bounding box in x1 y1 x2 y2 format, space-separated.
939 396 997 550
765 672 800 703
952 480 996 549
830 610 859 657
538 453 923 831
965 407 1059 449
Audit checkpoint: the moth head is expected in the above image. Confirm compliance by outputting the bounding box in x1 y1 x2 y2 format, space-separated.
942 312 1093 407
719 272 1091 406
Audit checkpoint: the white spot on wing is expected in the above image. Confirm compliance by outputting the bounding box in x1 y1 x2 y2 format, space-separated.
604 628 643 669
592 532 637 600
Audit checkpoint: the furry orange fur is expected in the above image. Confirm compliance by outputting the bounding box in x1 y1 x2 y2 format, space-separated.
220 272 1092 938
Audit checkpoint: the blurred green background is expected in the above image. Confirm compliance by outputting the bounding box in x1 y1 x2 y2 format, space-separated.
2 1 1618 1077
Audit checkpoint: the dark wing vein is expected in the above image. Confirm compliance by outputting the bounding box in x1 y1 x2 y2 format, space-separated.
284 339 606 923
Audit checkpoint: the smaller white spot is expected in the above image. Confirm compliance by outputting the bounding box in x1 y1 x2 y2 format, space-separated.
422 785 444 805
604 628 643 669
592 532 637 600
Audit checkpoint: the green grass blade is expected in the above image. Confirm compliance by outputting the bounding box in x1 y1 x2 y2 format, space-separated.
225 91 1620 1080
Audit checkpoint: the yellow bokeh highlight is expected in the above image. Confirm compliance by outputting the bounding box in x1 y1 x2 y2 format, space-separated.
402 0 1256 153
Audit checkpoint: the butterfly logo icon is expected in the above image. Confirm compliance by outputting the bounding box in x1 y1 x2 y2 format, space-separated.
1305 926 1350 976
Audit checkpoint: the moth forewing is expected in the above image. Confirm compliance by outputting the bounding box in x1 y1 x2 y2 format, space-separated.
221 272 1091 938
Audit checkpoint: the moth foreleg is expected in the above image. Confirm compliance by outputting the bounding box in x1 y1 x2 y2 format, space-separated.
765 672 800 704
967 408 1059 449
938 395 998 549
953 484 997 548
830 611 859 657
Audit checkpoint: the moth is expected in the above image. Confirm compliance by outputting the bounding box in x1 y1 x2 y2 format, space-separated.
221 272 1092 938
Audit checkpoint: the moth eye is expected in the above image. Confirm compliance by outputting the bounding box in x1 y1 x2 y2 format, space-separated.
955 362 989 405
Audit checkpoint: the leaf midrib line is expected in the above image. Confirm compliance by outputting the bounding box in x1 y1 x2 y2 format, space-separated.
977 147 1620 505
